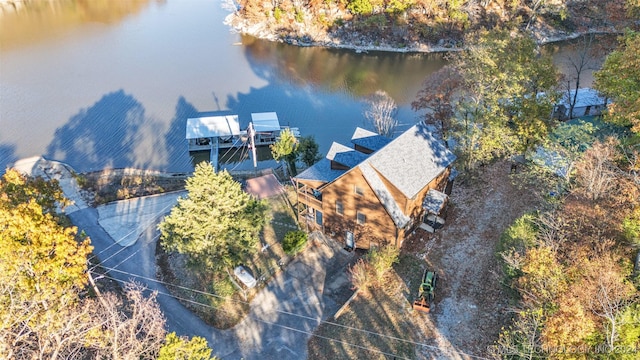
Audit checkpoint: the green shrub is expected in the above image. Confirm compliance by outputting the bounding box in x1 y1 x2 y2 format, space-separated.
497 213 539 280
283 230 308 255
347 0 373 15
273 7 283 22
364 14 387 28
367 244 399 282
622 208 640 247
294 8 303 23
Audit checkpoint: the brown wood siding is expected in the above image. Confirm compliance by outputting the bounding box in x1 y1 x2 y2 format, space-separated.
295 165 453 250
369 166 408 216
321 168 397 249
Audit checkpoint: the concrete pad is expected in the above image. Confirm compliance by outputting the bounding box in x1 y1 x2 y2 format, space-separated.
97 191 185 247
12 156 88 214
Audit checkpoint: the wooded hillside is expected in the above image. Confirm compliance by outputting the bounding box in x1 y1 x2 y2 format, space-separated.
227 0 639 51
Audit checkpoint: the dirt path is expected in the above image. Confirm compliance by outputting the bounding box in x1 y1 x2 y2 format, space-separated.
405 161 539 358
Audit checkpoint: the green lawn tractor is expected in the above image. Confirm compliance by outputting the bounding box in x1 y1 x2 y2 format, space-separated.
412 269 437 313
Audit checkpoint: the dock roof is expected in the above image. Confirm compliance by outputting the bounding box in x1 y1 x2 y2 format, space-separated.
559 88 606 108
185 115 241 139
251 112 281 132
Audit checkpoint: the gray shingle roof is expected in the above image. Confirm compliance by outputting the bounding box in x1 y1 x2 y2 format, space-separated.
294 158 346 183
351 127 392 152
366 122 456 199
326 142 369 168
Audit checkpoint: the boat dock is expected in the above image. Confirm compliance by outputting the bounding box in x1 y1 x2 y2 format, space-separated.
186 112 299 170
185 115 246 169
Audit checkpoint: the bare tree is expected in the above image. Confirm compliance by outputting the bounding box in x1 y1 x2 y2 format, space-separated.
412 65 463 142
583 259 638 352
561 34 602 119
0 271 96 360
364 90 398 137
89 282 167 359
574 137 620 201
490 309 545 360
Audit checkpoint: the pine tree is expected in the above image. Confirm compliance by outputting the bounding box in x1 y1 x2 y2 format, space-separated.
158 163 268 274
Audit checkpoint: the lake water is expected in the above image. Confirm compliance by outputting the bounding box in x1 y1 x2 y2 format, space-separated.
0 0 599 174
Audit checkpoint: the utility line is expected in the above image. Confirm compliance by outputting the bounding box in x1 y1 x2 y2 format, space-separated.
86 197 178 271
95 271 414 360
94 265 489 360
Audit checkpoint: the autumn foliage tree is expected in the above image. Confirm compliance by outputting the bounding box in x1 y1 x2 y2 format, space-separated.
445 30 559 171
0 169 214 358
159 332 215 360
594 31 640 132
0 169 92 359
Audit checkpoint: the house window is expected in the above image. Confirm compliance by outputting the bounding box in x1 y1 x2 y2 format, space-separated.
316 210 323 226
357 211 366 225
336 200 344 215
354 185 364 196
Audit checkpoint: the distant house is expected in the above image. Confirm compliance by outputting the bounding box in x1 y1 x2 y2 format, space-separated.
553 88 608 120
293 122 456 250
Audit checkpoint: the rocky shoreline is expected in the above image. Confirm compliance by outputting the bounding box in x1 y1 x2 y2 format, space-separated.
225 12 623 54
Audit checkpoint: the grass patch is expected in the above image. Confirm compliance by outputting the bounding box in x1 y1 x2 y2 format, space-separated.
308 253 435 359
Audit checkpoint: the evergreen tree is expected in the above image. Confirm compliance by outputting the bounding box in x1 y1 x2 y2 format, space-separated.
297 135 322 167
158 163 268 274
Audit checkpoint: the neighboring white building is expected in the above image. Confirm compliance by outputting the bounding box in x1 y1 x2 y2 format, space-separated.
553 88 608 120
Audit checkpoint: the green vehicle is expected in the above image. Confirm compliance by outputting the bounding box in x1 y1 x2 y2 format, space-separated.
413 269 437 313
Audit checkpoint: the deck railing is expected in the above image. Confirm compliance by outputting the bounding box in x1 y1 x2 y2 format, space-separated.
297 190 322 208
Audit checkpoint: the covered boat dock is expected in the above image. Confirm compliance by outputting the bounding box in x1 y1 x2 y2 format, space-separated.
250 112 300 146
186 115 246 170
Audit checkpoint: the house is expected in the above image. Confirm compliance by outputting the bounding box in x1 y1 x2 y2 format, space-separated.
553 88 608 120
293 122 456 250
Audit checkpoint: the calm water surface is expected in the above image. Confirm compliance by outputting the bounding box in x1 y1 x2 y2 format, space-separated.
0 0 447 173
0 0 599 174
